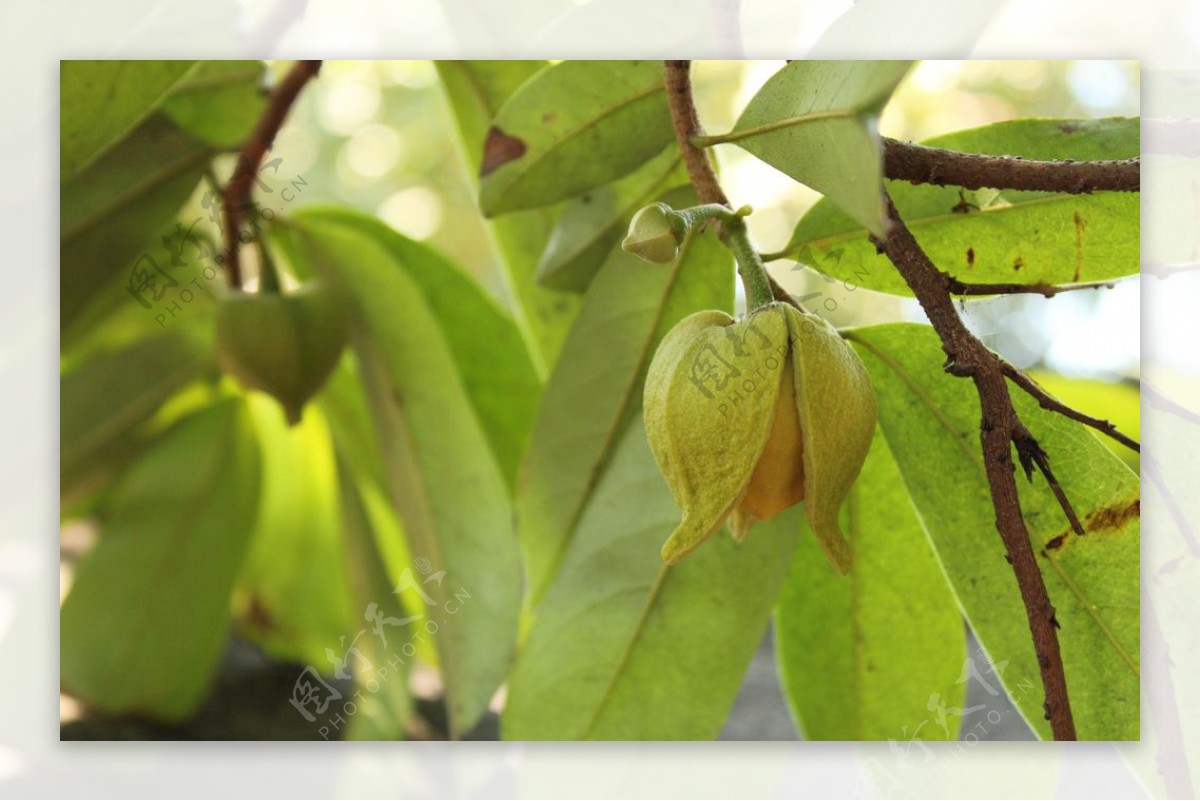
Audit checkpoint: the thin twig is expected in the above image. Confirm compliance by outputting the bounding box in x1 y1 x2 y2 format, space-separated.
883 138 1140 193
1001 360 1141 453
1012 422 1085 537
946 275 1117 298
871 193 1077 740
222 59 322 288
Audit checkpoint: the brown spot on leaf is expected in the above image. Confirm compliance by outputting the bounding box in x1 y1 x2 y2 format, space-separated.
966 247 975 268
1083 498 1140 533
1059 121 1084 134
1013 256 1024 271
542 112 558 124
481 126 527 177
1045 533 1067 551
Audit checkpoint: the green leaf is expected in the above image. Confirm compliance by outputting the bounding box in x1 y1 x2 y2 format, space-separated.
289 208 540 492
718 60 912 236
848 323 1139 740
1028 370 1140 470
536 146 686 292
785 118 1140 295
161 60 267 147
232 396 354 669
294 220 521 737
60 60 198 181
335 451 415 740
60 399 262 720
519 196 733 604
478 60 675 216
503 422 800 740
436 59 579 374
61 332 211 507
61 114 212 330
776 429 966 740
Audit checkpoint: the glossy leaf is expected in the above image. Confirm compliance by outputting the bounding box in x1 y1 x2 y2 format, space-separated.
519 201 733 603
61 60 197 180
289 208 540 491
60 400 262 720
504 422 800 740
436 59 578 374
61 114 212 329
295 220 521 737
722 60 912 236
849 323 1139 740
161 60 266 147
785 118 1140 295
776 429 966 740
233 396 354 669
61 333 211 507
536 146 685 291
478 60 675 216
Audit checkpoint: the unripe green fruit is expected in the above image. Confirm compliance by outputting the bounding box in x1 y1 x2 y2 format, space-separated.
215 281 350 425
622 202 684 264
643 303 877 573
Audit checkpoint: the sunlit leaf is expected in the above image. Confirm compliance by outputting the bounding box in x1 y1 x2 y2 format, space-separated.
60 400 262 720
721 60 912 236
776 429 966 740
289 208 540 492
519 191 733 604
536 146 686 292
161 60 266 147
295 220 521 737
849 323 1139 740
785 118 1140 294
60 60 197 181
479 60 675 216
504 422 800 740
436 59 579 374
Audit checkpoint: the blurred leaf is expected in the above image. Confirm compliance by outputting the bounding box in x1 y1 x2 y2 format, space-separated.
536 146 685 292
61 332 211 508
478 60 675 216
808 0 1007 58
786 118 1140 295
776 429 966 740
61 114 212 330
290 208 540 491
161 60 266 147
436 59 579 374
849 323 1139 740
722 60 912 236
60 60 197 181
295 220 521 737
336 451 414 740
519 194 733 604
60 400 262 720
504 423 799 740
1028 370 1140 470
233 396 354 669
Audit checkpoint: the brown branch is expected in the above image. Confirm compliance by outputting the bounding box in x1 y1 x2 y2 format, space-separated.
663 60 805 315
1001 360 1141 453
1012 422 1085 537
871 193 1077 740
946 275 1117 298
222 59 322 288
883 138 1140 193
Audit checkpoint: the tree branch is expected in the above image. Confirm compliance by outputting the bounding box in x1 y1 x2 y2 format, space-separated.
1001 360 1141 453
871 193 1078 741
946 276 1117 298
222 59 322 288
883 138 1140 193
663 60 803 313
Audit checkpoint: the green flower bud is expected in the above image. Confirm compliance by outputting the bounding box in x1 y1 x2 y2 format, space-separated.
622 202 685 264
215 280 349 425
643 303 877 573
